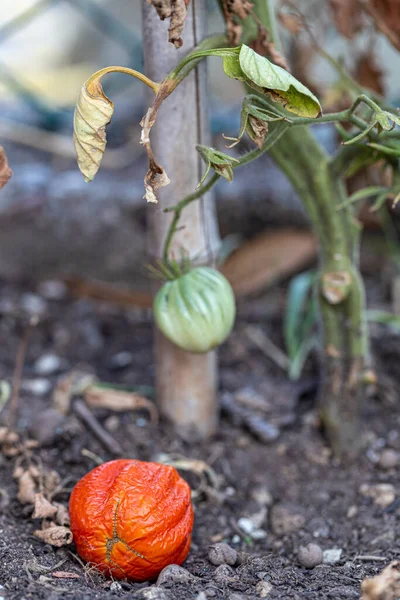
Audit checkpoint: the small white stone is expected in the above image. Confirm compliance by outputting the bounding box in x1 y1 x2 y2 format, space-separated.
22 378 51 396
237 517 267 540
21 293 47 316
38 280 67 300
323 548 343 564
34 354 62 376
255 580 273 597
231 535 241 544
110 581 122 591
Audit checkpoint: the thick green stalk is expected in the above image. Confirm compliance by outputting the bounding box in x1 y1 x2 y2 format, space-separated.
241 0 369 458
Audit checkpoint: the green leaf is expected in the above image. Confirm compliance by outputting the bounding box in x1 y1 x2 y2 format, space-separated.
284 271 315 361
196 145 239 185
288 336 318 381
367 309 400 332
336 186 387 210
222 50 246 80
238 45 322 119
376 111 392 131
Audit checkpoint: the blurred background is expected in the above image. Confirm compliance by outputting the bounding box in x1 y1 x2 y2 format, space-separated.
1 0 400 290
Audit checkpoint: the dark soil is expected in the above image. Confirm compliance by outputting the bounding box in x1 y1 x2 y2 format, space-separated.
0 277 399 600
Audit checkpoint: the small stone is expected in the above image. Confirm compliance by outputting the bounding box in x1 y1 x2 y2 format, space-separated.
256 571 268 580
231 535 241 544
38 280 67 300
251 486 273 507
255 581 273 598
347 505 358 519
237 517 267 540
208 542 237 566
30 408 66 446
156 564 196 587
213 564 235 584
104 415 120 432
270 504 305 536
22 378 52 396
196 593 208 600
298 543 323 568
34 354 63 376
109 351 133 370
359 483 396 507
21 293 47 316
323 548 343 564
228 595 246 600
109 581 122 591
379 449 399 470
136 587 172 600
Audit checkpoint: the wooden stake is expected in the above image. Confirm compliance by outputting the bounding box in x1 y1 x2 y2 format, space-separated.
142 0 220 439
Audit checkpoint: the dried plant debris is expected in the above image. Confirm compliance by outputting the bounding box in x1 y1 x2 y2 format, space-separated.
12 458 72 547
361 561 400 600
147 0 191 48
329 0 364 39
0 146 12 189
84 385 158 424
221 0 254 45
0 427 38 458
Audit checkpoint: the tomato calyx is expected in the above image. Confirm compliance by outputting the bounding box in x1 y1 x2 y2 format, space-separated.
147 254 192 282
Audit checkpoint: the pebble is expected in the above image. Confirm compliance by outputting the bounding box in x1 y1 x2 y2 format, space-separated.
347 505 358 519
251 486 273 507
359 483 396 507
20 293 47 316
109 351 133 370
208 543 237 566
379 449 399 470
136 587 172 600
323 548 343 564
109 581 122 591
231 535 241 544
237 517 267 540
34 354 63 376
228 595 246 600
22 378 52 396
196 593 207 600
38 280 67 300
255 581 273 598
213 564 235 585
270 504 305 536
30 408 66 446
156 564 196 586
298 543 323 568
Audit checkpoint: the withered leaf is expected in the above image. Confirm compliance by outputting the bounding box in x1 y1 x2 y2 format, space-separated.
73 75 114 183
329 0 364 39
85 385 158 424
361 561 400 600
221 0 254 45
354 52 385 95
17 470 37 505
34 525 73 547
140 105 171 203
147 0 191 48
54 503 70 527
32 493 58 519
0 146 12 190
247 115 268 149
278 12 302 34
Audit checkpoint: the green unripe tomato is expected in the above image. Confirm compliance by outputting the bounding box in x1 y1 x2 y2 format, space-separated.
153 267 236 353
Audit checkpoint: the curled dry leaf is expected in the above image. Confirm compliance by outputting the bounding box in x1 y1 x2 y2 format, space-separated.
17 470 37 505
0 146 12 190
278 12 303 34
354 52 385 95
73 75 114 183
33 525 73 547
54 502 70 527
84 385 158 424
140 105 171 203
361 561 400 600
221 0 254 45
147 0 191 48
53 370 96 414
329 0 364 39
32 493 58 519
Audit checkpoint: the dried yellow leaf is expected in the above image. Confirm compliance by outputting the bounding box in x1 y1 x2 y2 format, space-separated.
73 76 114 183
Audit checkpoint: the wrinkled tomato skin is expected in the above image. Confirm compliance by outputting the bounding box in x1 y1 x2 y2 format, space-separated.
69 459 194 581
